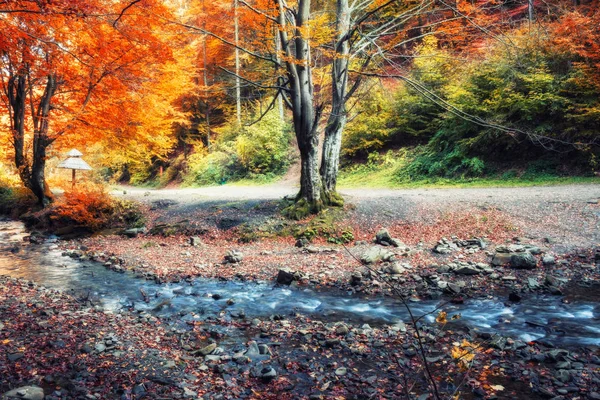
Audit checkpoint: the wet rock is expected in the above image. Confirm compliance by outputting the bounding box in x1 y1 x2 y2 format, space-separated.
446 283 461 294
3 386 44 400
511 252 537 269
528 277 540 289
276 269 295 285
224 250 243 264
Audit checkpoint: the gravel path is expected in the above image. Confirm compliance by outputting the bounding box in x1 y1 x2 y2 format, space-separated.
112 184 600 249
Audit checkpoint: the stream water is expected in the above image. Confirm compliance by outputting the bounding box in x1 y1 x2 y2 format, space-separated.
1 219 599 346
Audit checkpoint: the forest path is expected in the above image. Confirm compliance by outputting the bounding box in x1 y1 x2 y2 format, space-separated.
112 183 600 249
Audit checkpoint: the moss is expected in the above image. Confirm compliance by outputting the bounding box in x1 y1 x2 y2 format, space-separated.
321 189 345 207
282 198 324 220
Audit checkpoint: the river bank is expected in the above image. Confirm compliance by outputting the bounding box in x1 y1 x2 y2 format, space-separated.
2 219 600 399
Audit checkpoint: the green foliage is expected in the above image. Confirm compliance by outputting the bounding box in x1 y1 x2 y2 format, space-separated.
343 86 395 157
343 28 600 182
184 103 292 186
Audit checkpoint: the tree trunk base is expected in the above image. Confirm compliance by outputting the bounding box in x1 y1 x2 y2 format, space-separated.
321 189 344 207
282 190 344 220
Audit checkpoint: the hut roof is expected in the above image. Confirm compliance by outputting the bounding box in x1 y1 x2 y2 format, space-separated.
58 157 92 170
67 149 83 157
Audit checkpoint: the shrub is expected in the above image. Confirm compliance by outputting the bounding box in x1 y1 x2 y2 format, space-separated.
48 183 143 231
184 103 292 185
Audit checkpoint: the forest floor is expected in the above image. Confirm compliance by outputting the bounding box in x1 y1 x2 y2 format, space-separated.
2 183 600 399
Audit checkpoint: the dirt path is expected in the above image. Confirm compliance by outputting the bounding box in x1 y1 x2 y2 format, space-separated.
113 184 600 248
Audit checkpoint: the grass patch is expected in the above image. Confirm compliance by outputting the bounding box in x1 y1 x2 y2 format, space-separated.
339 150 600 189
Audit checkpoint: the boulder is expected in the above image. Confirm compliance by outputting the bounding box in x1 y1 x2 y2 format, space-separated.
361 247 394 264
542 255 556 265
491 253 512 266
276 269 295 285
510 253 537 269
454 266 480 275
224 250 243 264
3 386 44 400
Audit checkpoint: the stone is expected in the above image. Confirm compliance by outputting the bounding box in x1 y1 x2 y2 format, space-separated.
491 253 512 266
527 277 540 289
295 238 309 248
510 253 537 269
94 343 106 353
335 324 349 335
2 386 44 400
361 247 394 264
554 369 571 383
446 283 461 294
183 388 197 398
224 250 243 263
190 236 203 247
375 228 404 248
350 272 362 286
7 352 24 361
454 266 480 275
276 269 295 285
245 341 260 357
508 292 521 302
258 366 277 381
123 227 146 238
258 344 272 355
335 367 347 376
199 343 217 356
387 263 406 275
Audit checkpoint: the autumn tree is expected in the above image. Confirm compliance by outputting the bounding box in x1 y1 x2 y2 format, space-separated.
0 0 173 205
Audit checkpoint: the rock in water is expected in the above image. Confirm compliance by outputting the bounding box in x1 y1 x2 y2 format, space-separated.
510 253 537 269
3 386 44 400
276 269 295 285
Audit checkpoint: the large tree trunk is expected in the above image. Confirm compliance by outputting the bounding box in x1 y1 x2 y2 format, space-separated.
278 0 324 218
29 75 57 207
8 72 56 207
7 73 29 185
320 0 350 207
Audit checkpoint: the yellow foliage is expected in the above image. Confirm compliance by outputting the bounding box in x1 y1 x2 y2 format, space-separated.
451 339 480 371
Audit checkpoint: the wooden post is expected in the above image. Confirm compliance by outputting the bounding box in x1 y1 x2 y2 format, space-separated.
72 169 76 189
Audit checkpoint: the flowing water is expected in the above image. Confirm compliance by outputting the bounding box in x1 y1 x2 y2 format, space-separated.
1 219 599 346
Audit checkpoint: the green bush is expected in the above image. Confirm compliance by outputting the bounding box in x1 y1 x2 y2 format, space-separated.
184 103 292 185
